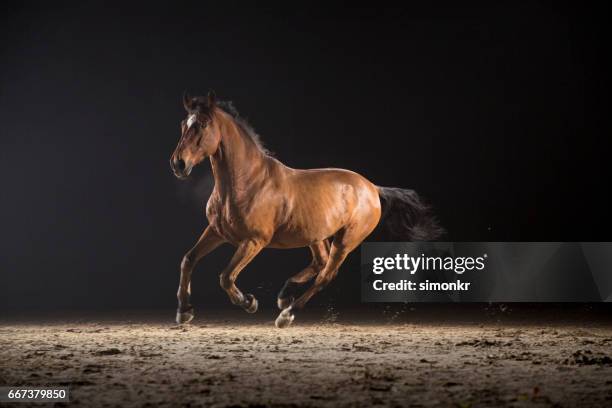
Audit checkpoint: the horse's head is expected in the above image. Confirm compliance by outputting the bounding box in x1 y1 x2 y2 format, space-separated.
170 91 222 179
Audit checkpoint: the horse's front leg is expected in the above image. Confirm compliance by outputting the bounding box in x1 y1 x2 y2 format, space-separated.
219 239 265 313
176 226 225 324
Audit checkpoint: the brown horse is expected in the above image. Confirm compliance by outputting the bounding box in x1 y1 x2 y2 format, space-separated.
170 92 442 328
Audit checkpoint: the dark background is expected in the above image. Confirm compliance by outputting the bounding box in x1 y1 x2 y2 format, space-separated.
0 2 609 312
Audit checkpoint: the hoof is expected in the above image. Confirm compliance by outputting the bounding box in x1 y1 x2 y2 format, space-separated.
244 294 258 314
176 307 194 324
277 296 294 310
275 307 295 328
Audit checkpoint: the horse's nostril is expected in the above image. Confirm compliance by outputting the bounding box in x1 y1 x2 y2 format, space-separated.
175 158 186 172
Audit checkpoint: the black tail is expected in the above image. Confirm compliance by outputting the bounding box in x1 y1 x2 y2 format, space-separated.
373 186 444 241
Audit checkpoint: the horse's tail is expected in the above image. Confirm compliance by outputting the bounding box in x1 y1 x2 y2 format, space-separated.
374 186 445 241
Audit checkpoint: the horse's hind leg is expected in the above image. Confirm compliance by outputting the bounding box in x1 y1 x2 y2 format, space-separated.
275 218 379 328
275 241 350 328
177 226 225 324
277 240 330 309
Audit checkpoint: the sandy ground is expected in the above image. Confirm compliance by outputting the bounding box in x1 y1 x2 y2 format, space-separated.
1 312 611 407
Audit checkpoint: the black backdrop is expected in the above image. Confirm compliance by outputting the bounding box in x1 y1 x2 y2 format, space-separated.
0 2 608 312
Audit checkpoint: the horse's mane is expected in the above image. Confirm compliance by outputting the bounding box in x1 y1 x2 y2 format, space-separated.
189 96 271 155
215 100 271 156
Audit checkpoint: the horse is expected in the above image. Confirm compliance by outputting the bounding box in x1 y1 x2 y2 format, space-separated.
170 91 443 328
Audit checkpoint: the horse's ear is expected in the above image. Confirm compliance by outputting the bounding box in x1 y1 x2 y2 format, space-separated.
207 90 216 108
182 91 192 111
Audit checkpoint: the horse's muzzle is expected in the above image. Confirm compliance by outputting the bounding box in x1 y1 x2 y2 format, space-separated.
170 157 192 179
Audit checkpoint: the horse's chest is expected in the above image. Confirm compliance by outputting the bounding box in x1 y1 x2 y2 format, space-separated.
206 197 269 244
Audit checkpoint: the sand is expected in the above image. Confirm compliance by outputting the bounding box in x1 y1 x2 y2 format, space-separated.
1 313 611 407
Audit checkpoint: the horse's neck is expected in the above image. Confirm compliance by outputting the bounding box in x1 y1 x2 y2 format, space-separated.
209 115 267 200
